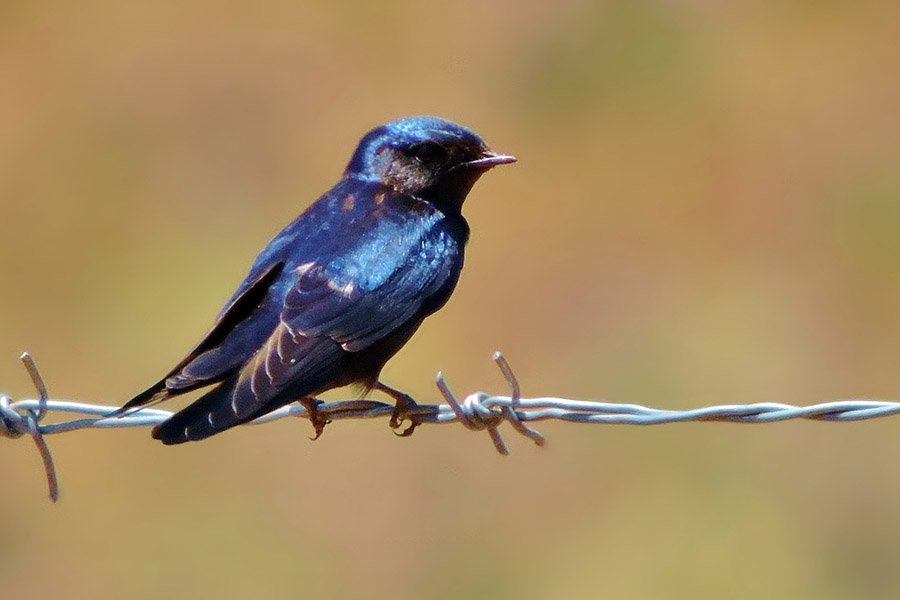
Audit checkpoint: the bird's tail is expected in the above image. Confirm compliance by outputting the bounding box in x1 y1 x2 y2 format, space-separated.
151 375 259 444
107 381 170 418
152 338 338 444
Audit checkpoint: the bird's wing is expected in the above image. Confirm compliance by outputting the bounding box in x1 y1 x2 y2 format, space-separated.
222 223 462 419
283 247 456 351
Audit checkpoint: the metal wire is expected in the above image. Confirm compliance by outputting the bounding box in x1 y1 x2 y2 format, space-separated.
3 351 900 502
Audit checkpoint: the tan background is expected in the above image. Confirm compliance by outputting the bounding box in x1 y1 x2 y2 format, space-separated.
2 1 900 598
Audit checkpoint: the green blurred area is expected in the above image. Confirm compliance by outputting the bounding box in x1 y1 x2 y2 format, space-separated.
3 1 900 598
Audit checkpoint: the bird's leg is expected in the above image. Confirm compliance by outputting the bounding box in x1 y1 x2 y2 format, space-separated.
298 397 331 440
372 381 420 437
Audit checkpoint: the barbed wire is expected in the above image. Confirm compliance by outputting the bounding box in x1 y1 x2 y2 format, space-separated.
4 351 900 503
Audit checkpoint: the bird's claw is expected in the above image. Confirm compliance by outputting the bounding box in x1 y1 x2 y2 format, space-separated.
392 420 419 437
299 398 331 440
374 381 422 437
389 393 419 437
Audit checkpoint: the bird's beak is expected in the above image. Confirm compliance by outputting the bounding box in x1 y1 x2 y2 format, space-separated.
462 151 517 170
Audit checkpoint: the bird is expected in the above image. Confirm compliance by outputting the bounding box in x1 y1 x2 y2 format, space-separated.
115 116 515 444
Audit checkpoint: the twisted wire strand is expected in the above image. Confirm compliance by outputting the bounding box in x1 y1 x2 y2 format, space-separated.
3 352 900 502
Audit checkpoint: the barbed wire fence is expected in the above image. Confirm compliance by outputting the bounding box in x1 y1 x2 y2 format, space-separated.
4 351 900 502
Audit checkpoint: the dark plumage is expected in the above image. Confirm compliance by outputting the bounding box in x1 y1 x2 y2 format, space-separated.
117 116 515 444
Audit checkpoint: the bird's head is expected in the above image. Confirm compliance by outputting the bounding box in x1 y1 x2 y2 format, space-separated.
345 116 515 211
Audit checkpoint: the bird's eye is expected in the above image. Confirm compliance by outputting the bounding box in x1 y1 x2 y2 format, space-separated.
408 142 449 166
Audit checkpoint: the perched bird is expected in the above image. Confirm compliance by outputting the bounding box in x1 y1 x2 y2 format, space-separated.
116 116 515 444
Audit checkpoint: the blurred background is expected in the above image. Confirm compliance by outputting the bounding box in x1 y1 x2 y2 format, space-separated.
2 1 899 598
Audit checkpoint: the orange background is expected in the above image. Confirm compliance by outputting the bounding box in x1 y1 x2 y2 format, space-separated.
2 1 900 598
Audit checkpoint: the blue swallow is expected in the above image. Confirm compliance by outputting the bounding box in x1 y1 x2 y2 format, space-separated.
117 116 515 444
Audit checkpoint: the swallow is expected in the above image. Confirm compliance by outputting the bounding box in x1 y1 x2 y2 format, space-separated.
116 116 515 444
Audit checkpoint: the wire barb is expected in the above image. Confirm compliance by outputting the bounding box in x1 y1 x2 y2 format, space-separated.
1 353 59 502
5 351 900 502
493 352 545 447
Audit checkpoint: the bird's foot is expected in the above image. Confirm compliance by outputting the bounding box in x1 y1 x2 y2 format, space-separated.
391 401 419 437
299 397 331 440
373 382 420 437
